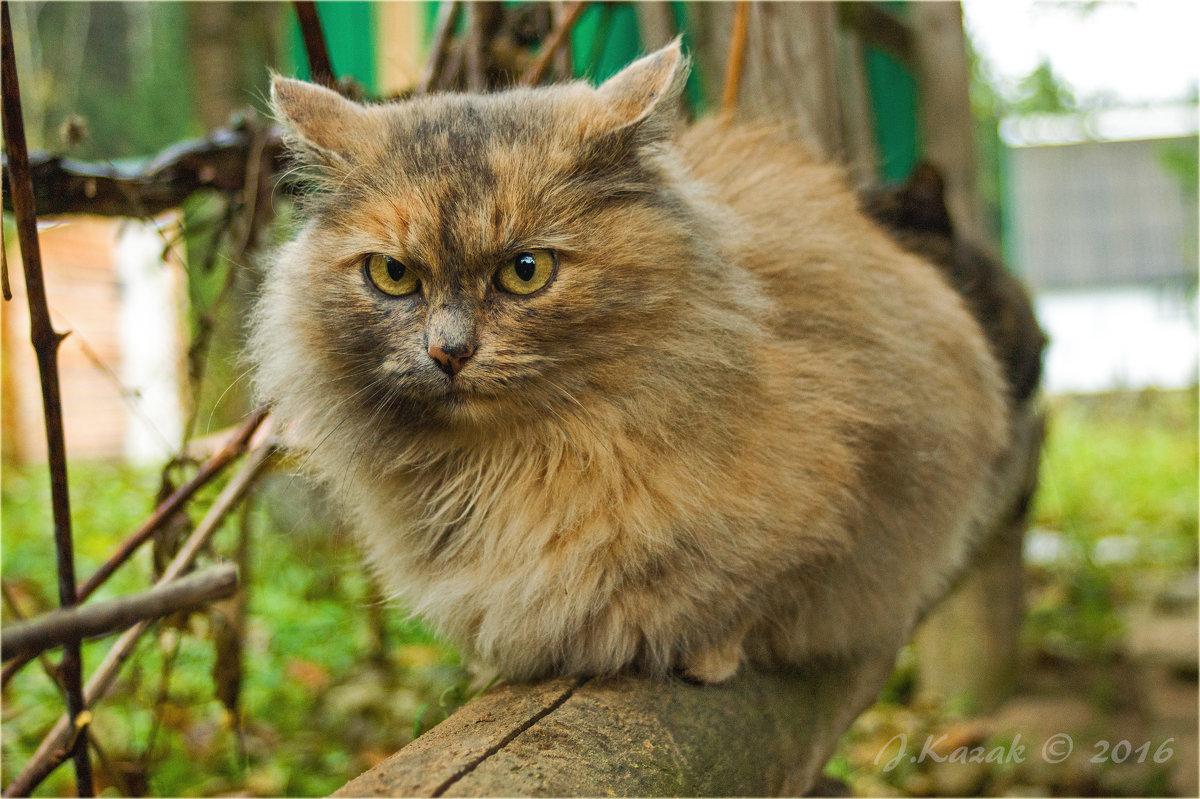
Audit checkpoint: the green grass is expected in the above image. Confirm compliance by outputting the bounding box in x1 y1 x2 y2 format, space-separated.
1 462 466 797
1036 387 1198 558
1025 387 1198 659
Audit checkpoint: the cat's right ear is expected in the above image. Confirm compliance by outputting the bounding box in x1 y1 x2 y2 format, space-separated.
592 38 690 145
270 74 372 166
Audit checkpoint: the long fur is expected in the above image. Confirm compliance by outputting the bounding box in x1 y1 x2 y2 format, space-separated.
250 44 1010 682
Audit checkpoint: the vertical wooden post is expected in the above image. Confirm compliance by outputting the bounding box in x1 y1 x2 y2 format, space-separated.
914 408 1042 712
907 1 1028 712
909 1 985 244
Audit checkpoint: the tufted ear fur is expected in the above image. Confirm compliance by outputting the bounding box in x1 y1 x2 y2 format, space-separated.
270 74 374 167
593 37 690 145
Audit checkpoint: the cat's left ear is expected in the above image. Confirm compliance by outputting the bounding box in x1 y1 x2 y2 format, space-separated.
270 74 373 165
594 38 690 144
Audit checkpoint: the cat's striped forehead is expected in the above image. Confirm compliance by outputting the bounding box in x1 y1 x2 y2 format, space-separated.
325 89 657 282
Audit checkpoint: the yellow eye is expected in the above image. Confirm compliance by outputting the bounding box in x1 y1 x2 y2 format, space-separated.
365 253 420 296
496 250 556 295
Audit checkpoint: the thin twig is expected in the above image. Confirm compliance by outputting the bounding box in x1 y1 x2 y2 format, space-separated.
417 1 461 95
440 38 467 93
0 585 131 797
3 439 275 798
81 408 266 600
292 2 335 87
1 580 68 696
141 624 182 770
85 733 133 799
552 2 573 80
1 406 267 689
520 2 587 87
2 223 11 300
2 564 239 662
464 3 485 92
721 2 751 118
1 3 93 793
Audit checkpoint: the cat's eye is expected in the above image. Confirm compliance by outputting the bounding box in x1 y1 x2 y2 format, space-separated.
496 250 556 296
365 253 420 297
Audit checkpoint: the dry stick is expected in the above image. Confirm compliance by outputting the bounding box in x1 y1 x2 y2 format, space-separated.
1 127 291 218
0 581 134 795
292 1 335 88
81 407 266 601
0 407 268 689
520 1 587 87
3 440 275 799
2 564 239 662
1 580 68 697
720 1 751 118
439 38 467 93
0 4 93 794
2 224 11 300
464 3 485 92
552 1 574 80
417 1 461 95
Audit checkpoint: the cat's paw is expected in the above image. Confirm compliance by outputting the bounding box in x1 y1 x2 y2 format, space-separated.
680 641 743 684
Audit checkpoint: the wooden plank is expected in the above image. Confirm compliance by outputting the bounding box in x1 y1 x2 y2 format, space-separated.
336 657 898 797
836 25 879 185
908 2 985 243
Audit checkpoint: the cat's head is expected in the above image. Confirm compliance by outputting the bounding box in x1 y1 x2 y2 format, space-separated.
254 41 741 444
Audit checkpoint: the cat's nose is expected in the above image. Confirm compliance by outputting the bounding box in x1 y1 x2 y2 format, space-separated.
428 341 475 377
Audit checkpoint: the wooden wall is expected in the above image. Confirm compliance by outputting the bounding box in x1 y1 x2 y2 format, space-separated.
4 218 129 462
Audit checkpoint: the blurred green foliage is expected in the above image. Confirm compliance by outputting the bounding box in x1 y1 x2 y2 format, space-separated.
8 3 195 159
831 387 1198 796
1025 388 1198 660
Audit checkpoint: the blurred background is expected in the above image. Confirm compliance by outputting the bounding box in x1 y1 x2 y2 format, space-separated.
1 2 1196 796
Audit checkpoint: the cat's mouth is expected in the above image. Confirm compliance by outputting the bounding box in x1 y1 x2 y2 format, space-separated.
434 373 489 405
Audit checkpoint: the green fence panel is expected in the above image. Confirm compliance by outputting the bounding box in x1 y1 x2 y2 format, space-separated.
287 2 379 93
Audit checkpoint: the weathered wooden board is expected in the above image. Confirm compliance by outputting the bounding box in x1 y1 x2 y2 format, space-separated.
335 656 896 797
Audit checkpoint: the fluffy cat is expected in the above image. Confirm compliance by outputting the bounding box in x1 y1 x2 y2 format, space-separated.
251 41 1011 683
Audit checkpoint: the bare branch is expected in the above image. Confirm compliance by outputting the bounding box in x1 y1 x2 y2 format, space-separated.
1 224 11 301
417 2 461 95
2 564 239 662
1 580 68 696
1 410 268 692
1 124 290 218
292 2 336 87
464 4 486 92
3 439 275 798
720 2 751 118
552 2 574 81
520 2 587 87
1 3 92 792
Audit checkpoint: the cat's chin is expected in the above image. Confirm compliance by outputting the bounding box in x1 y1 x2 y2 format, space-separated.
419 379 511 428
